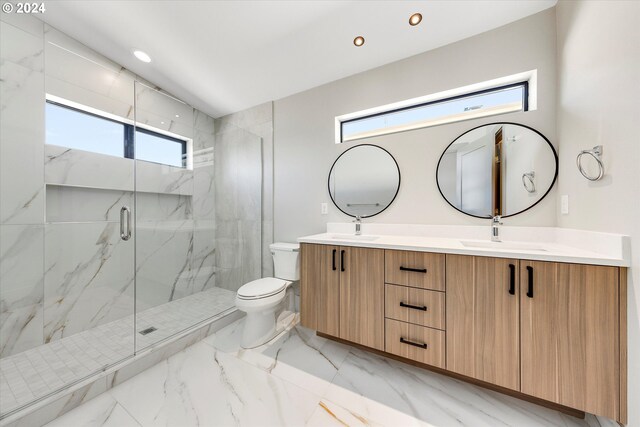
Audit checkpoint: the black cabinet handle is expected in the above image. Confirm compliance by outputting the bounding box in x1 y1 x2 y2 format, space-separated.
399 302 427 311
332 249 336 271
340 250 345 272
399 266 427 273
526 266 534 298
508 264 516 295
400 337 427 349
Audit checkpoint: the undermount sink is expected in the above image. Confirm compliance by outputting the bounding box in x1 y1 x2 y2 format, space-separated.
329 234 380 241
461 240 548 252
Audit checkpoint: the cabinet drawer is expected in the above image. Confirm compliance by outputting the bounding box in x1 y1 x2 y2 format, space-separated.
385 250 445 291
385 319 445 368
385 284 445 330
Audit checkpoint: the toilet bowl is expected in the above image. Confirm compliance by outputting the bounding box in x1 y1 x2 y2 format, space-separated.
235 242 300 348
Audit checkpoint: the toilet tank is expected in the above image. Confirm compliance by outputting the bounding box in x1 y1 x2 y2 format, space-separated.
270 242 300 281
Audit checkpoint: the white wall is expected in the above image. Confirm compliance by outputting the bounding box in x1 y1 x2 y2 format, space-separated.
274 8 557 242
555 1 640 425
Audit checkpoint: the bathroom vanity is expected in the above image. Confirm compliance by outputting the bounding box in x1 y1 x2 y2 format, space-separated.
298 225 629 424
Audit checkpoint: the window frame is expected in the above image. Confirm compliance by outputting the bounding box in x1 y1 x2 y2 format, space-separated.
335 71 537 144
45 99 189 168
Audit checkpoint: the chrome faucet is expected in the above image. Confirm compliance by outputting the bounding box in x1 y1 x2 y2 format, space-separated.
353 215 362 236
491 215 503 242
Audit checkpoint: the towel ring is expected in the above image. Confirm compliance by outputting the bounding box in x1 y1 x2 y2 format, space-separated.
576 145 604 181
522 171 536 193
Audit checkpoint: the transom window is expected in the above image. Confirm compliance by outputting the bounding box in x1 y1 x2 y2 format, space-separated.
337 77 533 143
45 100 187 168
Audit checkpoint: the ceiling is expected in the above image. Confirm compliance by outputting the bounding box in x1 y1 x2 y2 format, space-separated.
40 1 556 118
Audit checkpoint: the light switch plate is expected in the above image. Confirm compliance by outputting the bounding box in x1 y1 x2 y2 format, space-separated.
321 203 328 215
561 195 569 215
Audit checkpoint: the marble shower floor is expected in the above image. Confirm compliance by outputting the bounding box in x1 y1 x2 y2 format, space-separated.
45 316 618 427
0 287 236 417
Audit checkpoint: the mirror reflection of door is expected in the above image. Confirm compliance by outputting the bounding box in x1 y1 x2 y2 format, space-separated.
492 127 504 216
437 123 557 218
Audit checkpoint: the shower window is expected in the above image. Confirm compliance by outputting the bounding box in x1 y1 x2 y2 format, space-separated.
45 100 188 168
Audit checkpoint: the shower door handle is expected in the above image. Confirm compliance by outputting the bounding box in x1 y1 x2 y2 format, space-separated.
120 206 132 241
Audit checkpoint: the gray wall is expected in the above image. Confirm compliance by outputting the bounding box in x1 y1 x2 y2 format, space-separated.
273 8 557 242
555 1 640 425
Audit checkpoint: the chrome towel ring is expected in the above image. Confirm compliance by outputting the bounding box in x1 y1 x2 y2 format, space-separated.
522 171 536 193
577 145 604 181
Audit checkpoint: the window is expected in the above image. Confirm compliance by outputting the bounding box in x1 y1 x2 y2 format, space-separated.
337 80 531 143
45 100 188 168
135 128 186 168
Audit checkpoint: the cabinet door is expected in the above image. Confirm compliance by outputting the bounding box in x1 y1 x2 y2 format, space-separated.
446 255 520 390
300 243 340 334
520 261 619 420
339 246 385 350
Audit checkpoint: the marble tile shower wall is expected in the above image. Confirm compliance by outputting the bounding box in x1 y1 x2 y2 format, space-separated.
0 14 46 358
213 123 263 292
0 15 218 358
215 103 274 280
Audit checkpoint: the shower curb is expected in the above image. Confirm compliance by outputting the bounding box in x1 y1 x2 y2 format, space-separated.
0 309 243 427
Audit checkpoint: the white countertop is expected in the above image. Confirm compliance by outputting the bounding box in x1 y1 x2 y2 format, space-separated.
297 224 631 267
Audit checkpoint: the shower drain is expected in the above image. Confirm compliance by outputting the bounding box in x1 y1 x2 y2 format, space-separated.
138 327 157 335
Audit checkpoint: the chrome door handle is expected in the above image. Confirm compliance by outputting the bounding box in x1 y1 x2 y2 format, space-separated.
120 206 131 241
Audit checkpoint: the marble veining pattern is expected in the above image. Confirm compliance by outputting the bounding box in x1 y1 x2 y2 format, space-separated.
43 222 135 342
46 317 619 427
135 220 194 311
0 288 236 417
44 145 135 192
0 38 45 225
0 225 44 358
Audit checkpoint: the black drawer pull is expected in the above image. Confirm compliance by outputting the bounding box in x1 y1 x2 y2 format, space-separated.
340 250 345 272
526 266 534 298
508 264 516 295
332 249 336 271
400 337 427 349
399 302 427 311
399 266 427 273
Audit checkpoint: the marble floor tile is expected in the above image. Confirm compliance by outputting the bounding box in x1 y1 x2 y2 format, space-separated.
108 342 321 427
203 316 350 397
305 399 389 427
45 392 140 427
325 347 610 427
41 317 619 427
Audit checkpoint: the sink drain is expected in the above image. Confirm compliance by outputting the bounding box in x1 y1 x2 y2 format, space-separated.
139 327 157 335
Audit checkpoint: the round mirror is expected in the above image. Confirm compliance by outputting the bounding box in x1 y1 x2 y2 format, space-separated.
328 144 400 218
436 123 557 218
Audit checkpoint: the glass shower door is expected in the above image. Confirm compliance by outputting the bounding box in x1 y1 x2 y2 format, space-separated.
134 83 212 350
133 82 264 351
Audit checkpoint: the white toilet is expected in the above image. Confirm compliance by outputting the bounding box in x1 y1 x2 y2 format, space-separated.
235 242 300 348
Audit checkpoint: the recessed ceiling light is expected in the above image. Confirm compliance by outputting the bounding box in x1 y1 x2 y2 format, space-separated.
132 49 151 63
409 13 422 26
175 114 180 118
353 36 365 47
161 121 165 124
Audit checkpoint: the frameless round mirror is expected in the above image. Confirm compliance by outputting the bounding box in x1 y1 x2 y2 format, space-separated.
328 144 400 218
436 123 557 218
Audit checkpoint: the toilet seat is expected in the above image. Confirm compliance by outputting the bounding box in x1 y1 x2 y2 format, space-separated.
237 277 290 300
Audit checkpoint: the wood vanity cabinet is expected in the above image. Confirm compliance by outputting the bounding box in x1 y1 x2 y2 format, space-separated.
300 243 384 350
446 255 520 391
301 243 627 423
519 261 621 421
300 243 340 336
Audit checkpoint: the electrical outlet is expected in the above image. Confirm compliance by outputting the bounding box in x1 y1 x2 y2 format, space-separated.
561 195 569 215
321 203 328 215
